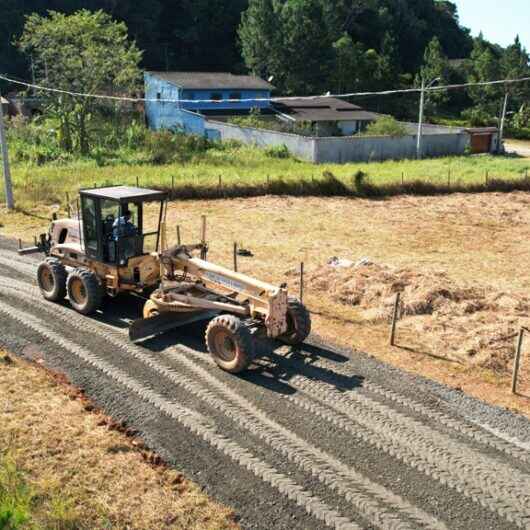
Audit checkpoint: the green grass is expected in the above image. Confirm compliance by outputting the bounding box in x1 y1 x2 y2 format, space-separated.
4 144 530 209
0 452 82 530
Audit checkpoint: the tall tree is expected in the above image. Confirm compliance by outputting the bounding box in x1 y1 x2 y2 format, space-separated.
416 37 450 112
18 10 142 153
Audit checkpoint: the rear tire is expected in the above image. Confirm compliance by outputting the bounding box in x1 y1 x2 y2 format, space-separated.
37 258 67 302
67 268 102 315
205 315 255 374
279 298 311 345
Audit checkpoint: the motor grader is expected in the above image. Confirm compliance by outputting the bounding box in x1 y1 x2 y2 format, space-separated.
20 186 310 373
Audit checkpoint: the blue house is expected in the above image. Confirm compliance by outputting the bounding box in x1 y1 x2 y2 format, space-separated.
144 71 274 133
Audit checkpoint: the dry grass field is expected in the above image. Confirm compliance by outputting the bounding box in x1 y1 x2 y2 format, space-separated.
0 351 238 529
2 191 530 416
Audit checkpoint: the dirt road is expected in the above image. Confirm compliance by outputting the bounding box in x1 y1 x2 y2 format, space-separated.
505 140 530 159
1 236 529 530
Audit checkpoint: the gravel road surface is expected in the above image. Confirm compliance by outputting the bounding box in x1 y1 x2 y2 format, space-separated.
1 235 529 530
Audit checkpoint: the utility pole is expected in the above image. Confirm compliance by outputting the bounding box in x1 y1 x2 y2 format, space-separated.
416 78 426 160
498 91 509 154
416 77 441 160
0 92 14 210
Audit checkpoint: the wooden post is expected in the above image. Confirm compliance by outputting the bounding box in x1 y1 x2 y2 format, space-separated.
512 328 525 394
233 242 238 272
176 225 181 246
65 192 71 218
401 172 404 186
448 169 451 187
18 238 22 250
136 176 139 187
390 292 401 346
267 174 270 188
171 174 175 193
299 262 304 303
485 170 489 185
200 215 207 260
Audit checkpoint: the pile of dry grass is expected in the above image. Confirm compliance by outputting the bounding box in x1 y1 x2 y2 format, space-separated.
306 259 530 372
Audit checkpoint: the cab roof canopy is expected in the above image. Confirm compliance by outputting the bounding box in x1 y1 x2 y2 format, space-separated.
80 186 168 203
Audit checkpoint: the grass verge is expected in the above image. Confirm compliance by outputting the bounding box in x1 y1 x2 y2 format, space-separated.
3 148 530 211
0 350 238 530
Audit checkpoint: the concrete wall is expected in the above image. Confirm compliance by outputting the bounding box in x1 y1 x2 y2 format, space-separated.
206 120 316 162
314 133 471 163
207 119 472 163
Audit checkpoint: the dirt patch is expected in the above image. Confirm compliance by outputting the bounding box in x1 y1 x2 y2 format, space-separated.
303 259 530 375
0 350 238 530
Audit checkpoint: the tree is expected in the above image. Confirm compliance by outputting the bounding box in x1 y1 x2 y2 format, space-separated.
416 37 450 113
18 10 142 154
466 34 503 124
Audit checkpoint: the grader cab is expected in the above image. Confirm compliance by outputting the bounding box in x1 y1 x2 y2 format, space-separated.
24 186 311 373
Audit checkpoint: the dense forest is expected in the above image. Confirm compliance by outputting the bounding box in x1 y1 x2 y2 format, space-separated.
1 0 529 125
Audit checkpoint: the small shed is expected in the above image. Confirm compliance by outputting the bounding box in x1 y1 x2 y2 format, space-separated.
464 127 499 154
272 97 381 136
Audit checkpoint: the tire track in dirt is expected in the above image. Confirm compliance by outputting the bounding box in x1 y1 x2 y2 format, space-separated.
1 247 529 529
1 249 528 467
0 298 359 530
169 344 530 529
0 278 443 530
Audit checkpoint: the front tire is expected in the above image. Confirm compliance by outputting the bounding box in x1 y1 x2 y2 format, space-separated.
279 298 311 345
37 258 67 302
67 268 102 315
205 315 255 374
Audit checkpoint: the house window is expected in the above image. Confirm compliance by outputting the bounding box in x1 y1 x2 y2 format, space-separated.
229 92 241 101
211 93 223 102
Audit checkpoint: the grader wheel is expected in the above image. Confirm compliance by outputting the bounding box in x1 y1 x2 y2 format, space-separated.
205 315 255 374
143 300 160 319
37 258 67 302
67 268 102 315
279 298 311 346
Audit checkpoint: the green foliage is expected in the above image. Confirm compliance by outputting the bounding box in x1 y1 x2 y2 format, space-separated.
365 116 408 137
0 454 32 529
144 130 212 165
18 10 142 155
264 144 290 159
416 37 450 112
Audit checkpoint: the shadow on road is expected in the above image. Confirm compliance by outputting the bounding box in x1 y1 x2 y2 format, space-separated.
86 294 365 397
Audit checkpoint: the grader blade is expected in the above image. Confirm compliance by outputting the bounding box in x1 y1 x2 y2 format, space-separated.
129 310 220 342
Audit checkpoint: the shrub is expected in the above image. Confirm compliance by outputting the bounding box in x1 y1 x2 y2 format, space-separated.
264 144 290 159
144 130 212 165
365 116 408 137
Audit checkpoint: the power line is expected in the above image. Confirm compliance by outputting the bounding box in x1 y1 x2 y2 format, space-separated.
0 73 529 105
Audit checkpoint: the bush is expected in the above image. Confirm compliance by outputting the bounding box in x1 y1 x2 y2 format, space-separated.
144 130 212 165
365 116 408 137
264 144 290 159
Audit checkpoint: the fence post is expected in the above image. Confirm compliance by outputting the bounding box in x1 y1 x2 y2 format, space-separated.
299 262 304 303
176 225 181 246
136 176 139 187
171 174 175 194
65 192 71 218
512 328 525 394
448 169 451 187
401 172 404 186
389 292 401 346
485 170 489 186
233 242 238 272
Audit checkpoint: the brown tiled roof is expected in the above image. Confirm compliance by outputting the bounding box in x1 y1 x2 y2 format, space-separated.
273 96 381 122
